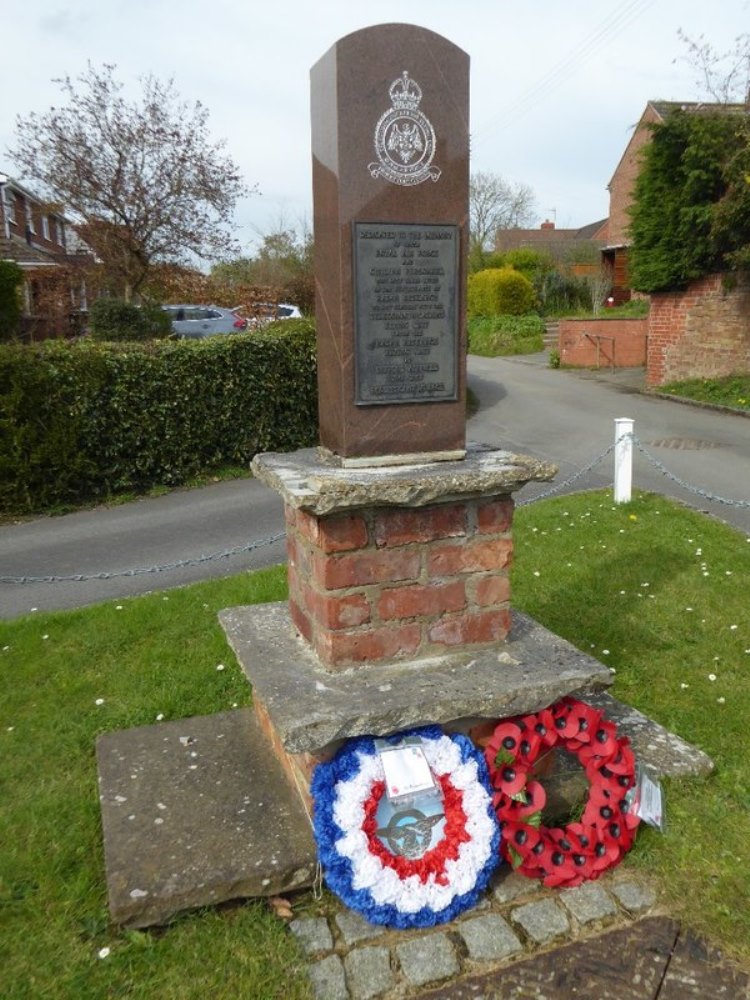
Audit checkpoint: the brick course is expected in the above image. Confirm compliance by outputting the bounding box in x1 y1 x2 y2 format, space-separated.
559 318 647 368
647 273 750 387
284 497 514 669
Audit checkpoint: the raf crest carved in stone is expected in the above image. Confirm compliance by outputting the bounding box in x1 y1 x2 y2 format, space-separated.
368 71 441 186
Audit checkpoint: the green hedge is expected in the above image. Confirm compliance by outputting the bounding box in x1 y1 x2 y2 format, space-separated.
0 320 317 512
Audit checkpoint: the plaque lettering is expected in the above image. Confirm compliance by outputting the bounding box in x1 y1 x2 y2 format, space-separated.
354 223 458 405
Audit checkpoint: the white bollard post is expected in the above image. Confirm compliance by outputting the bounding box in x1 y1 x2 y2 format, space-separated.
614 418 634 504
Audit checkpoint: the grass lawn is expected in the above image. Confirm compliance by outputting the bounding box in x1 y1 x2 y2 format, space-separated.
659 374 750 412
1 490 749 997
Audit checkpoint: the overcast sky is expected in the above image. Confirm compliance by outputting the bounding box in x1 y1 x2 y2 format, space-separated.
2 0 748 252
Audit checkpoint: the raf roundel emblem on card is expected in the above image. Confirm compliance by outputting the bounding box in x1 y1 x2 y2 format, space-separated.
368 71 441 186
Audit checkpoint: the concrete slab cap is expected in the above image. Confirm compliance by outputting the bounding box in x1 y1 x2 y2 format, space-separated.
219 603 614 755
96 709 317 928
251 443 557 516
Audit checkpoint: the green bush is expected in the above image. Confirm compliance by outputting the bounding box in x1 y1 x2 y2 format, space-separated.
0 261 23 342
467 267 536 317
89 298 172 341
467 314 545 356
503 248 555 283
538 271 592 315
0 322 317 512
629 110 750 291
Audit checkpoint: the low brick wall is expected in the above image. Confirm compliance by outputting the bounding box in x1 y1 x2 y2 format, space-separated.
285 498 514 669
647 273 750 387
559 318 647 368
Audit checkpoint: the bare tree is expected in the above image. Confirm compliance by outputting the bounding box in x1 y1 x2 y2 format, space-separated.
10 64 252 298
469 171 537 255
677 29 750 105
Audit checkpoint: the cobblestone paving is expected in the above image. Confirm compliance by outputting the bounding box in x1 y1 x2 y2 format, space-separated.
290 866 658 999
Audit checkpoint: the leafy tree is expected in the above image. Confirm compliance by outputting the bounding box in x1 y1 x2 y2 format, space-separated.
628 110 750 291
10 64 251 299
211 224 314 313
469 171 536 260
0 261 23 341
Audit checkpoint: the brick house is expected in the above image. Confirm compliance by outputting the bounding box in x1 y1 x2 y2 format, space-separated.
0 172 93 339
494 218 608 276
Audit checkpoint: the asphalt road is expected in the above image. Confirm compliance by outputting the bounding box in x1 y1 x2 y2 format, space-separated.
1 354 748 619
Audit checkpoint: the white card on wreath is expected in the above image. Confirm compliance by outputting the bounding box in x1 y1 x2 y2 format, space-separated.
375 738 437 802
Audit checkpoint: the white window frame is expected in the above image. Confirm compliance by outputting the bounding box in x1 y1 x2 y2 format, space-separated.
42 215 51 240
25 200 35 234
4 187 16 224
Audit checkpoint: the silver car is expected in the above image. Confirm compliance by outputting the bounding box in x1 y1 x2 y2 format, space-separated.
162 304 248 339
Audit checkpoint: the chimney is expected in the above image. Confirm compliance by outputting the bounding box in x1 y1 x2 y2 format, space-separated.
540 220 555 230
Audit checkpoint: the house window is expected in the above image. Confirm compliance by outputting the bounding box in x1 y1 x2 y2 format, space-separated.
42 215 51 240
3 188 16 224
25 200 35 234
56 218 66 246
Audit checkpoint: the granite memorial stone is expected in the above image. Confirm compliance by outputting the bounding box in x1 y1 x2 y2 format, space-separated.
310 23 470 462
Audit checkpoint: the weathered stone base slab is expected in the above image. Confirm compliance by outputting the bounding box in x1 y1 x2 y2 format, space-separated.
96 709 317 928
219 603 613 755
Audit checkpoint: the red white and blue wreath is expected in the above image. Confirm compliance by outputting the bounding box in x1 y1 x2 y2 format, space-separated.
311 726 501 928
485 696 641 888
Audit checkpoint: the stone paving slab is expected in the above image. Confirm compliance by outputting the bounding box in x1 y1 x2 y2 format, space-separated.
96 709 317 928
219 603 613 754
297 869 661 999
297 881 750 1000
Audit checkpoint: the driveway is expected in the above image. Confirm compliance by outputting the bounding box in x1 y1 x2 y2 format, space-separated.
1 356 747 619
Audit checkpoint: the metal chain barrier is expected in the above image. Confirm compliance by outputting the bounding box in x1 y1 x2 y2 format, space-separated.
0 531 286 585
518 440 618 506
632 435 750 508
3 431 748 585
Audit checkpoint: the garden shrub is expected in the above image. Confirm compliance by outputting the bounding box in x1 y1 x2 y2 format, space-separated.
468 267 536 317
0 322 317 512
503 248 555 285
0 261 23 342
629 110 750 291
538 271 592 315
89 298 172 341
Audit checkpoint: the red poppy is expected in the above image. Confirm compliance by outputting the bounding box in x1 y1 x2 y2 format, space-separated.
485 722 524 770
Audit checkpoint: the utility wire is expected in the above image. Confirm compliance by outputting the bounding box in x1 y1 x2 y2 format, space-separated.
472 0 655 144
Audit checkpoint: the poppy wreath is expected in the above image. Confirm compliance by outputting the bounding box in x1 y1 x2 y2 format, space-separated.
311 726 500 929
485 696 640 888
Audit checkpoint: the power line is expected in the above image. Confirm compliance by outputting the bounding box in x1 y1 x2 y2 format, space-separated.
472 0 654 145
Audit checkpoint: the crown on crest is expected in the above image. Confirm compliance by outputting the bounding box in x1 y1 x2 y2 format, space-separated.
389 71 422 111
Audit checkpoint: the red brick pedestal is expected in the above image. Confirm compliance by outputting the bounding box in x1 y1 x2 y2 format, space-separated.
286 498 514 669
233 444 562 805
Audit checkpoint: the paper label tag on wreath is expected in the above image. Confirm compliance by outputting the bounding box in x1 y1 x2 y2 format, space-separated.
311 726 501 929
374 736 437 802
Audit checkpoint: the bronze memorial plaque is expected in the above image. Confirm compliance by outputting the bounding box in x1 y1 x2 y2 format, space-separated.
353 222 459 406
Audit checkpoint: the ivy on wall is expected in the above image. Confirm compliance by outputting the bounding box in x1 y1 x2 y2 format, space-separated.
629 109 750 293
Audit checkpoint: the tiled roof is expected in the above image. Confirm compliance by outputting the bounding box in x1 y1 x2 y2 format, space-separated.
650 100 749 119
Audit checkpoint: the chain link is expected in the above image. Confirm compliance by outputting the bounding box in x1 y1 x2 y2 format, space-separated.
0 531 286 585
3 433 748 585
518 440 618 506
632 436 750 508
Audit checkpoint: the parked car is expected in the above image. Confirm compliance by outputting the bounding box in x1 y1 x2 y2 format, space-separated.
247 302 303 328
162 304 248 339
